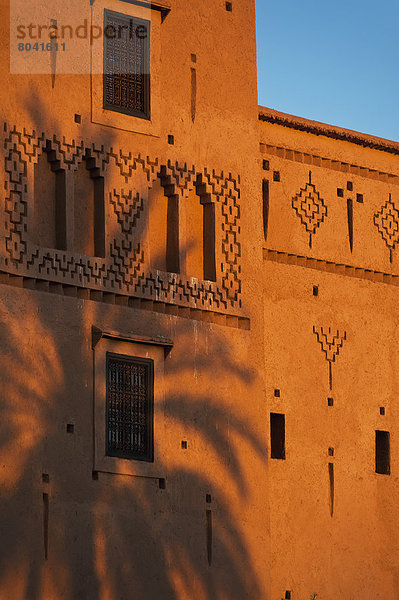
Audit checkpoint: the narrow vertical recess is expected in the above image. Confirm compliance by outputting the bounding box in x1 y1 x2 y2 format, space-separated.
262 179 269 242
166 196 180 273
73 158 105 258
55 170 67 250
93 175 105 258
328 361 333 391
148 178 168 271
74 160 95 256
43 493 49 560
34 152 66 250
328 462 334 517
206 509 212 566
185 190 204 278
375 430 390 475
50 19 57 89
191 67 197 122
270 413 285 460
347 197 354 252
203 202 216 281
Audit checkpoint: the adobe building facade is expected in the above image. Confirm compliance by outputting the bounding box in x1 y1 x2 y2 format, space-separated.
1 0 399 598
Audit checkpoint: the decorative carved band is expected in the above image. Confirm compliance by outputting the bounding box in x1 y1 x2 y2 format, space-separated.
3 124 242 314
263 248 399 287
260 143 399 185
0 271 250 330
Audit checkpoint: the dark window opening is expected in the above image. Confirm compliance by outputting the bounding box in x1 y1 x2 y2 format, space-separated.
106 353 154 462
270 413 285 460
375 430 390 475
103 10 150 120
273 170 280 182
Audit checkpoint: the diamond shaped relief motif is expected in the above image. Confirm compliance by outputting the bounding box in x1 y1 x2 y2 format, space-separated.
374 194 399 263
292 171 327 248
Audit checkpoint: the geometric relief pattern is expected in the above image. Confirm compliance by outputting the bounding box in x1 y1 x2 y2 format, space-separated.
3 124 242 312
374 194 399 263
292 171 327 248
313 325 347 390
110 189 144 235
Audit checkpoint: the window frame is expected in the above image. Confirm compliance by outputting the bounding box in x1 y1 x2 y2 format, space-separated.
102 8 151 121
105 351 154 462
93 331 168 478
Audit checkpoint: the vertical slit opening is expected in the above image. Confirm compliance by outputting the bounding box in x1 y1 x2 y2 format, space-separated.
262 179 269 242
270 413 285 460
206 509 212 566
43 493 49 560
329 462 334 516
376 430 390 475
191 67 197 122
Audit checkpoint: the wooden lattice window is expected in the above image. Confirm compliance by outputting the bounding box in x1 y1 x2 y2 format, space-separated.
106 353 154 461
103 10 150 120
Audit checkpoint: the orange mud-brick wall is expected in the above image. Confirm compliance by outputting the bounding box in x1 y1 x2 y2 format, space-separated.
261 107 399 599
0 0 269 599
0 0 398 597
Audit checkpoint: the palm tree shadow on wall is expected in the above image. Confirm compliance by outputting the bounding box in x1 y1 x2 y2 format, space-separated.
0 95 265 599
0 302 265 600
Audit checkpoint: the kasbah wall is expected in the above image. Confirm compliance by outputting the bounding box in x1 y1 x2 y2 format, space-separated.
0 0 399 598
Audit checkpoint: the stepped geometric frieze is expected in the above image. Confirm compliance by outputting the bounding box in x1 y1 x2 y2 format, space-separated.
3 124 243 313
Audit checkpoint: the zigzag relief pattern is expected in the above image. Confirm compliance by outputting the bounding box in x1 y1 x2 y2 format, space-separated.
110 189 144 235
3 124 242 312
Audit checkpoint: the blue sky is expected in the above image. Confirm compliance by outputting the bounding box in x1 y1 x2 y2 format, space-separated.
255 0 399 141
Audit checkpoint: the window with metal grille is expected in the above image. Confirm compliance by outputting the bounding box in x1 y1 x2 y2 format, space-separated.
106 353 154 461
103 10 150 120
